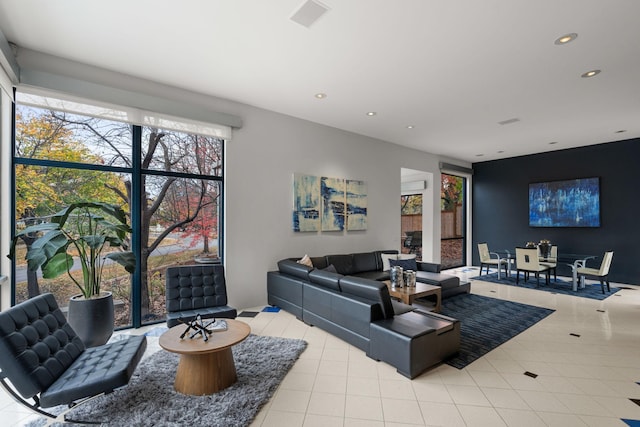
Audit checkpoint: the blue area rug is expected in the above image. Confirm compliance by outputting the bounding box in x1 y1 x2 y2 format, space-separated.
440 293 555 369
470 272 619 301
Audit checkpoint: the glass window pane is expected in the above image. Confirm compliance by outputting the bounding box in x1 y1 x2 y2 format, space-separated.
441 173 465 269
140 176 221 324
401 194 423 260
141 127 223 176
15 104 132 167
14 164 133 328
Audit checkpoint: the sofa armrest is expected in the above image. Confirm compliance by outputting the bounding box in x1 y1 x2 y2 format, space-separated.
339 276 395 319
277 259 313 280
416 261 441 273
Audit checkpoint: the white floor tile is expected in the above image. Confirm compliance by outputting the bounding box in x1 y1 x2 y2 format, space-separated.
496 408 547 427
445 384 492 406
306 391 346 418
346 376 381 397
536 411 589 427
418 401 465 426
344 395 384 421
482 387 531 410
381 397 425 424
457 404 507 427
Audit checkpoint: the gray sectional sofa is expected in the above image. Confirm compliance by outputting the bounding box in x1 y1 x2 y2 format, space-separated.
266 250 464 378
279 250 470 298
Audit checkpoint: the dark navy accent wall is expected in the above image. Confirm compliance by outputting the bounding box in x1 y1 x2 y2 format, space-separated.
472 138 640 284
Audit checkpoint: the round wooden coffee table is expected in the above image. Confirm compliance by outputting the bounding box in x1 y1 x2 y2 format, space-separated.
159 319 251 395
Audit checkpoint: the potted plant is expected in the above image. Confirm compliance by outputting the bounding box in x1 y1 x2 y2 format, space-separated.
9 202 136 347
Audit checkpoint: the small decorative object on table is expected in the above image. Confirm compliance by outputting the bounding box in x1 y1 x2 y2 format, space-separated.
525 241 537 248
178 315 226 342
390 265 404 288
404 270 417 287
538 239 551 258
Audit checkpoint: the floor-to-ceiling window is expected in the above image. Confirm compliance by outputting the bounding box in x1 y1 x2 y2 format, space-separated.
11 93 224 328
441 173 466 269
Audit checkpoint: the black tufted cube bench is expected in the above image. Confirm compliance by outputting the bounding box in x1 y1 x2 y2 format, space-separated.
0 293 147 424
165 264 237 328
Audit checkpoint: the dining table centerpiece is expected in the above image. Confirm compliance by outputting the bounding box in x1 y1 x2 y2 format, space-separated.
538 239 552 258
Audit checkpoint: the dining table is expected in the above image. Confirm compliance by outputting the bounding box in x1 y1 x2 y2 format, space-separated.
497 250 597 291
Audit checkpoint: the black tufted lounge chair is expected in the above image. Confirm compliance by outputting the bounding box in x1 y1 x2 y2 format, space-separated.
165 264 237 328
0 293 147 424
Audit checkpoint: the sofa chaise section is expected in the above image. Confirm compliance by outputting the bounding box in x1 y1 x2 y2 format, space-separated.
369 310 461 378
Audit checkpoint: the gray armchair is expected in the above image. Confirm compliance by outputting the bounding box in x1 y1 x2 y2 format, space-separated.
165 264 237 328
0 293 147 424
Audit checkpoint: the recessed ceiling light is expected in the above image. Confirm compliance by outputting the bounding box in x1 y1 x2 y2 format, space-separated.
581 69 601 78
549 141 558 145
554 33 578 45
406 125 414 129
314 93 327 99
615 129 627 133
497 150 504 153
366 112 377 116
475 154 484 157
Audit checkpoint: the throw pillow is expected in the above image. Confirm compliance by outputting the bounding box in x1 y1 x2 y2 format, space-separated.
397 253 417 260
297 254 314 268
389 257 417 271
323 264 337 273
380 253 398 271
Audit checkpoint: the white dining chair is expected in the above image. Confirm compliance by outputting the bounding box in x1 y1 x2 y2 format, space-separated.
515 247 550 287
539 245 558 281
576 251 614 294
478 242 508 279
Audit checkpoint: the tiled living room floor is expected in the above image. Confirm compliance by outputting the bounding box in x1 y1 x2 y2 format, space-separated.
3 267 640 427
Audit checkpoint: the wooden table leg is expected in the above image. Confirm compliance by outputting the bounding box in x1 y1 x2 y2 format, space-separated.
174 348 237 395
433 290 441 313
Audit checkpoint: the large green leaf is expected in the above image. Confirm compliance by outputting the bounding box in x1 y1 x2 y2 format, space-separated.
51 202 128 229
26 230 69 271
105 251 136 273
41 252 75 279
8 222 60 262
81 234 107 250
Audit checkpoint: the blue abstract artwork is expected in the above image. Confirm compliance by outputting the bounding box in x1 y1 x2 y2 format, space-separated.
529 177 600 227
321 176 345 231
346 179 367 230
292 173 320 232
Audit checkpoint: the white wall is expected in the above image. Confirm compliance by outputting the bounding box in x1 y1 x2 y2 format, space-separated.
224 107 455 309
10 49 473 310
0 88 11 310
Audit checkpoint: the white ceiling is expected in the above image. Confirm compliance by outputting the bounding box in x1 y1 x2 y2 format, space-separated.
1 0 639 163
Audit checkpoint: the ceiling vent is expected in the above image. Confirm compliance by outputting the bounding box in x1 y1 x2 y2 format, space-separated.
498 118 520 126
290 0 330 28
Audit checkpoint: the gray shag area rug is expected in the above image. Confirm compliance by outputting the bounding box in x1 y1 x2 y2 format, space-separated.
28 334 307 427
